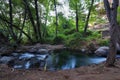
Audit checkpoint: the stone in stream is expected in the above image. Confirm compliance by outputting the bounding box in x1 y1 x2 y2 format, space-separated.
29 57 45 68
95 45 120 57
18 53 35 60
7 59 26 68
7 53 49 69
37 49 48 54
0 56 14 64
94 46 109 57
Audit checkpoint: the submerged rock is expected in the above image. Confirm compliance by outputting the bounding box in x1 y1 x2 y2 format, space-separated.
5 53 49 69
0 56 14 64
95 46 109 57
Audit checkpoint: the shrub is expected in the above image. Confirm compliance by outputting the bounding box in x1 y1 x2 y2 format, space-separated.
64 28 76 35
65 32 86 48
98 39 109 46
53 34 65 44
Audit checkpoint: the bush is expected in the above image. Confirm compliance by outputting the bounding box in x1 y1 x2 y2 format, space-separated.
98 39 109 46
86 31 101 41
53 34 65 44
64 28 76 35
65 32 86 48
41 37 53 44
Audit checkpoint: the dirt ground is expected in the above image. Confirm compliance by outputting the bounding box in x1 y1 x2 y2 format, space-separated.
1 59 120 80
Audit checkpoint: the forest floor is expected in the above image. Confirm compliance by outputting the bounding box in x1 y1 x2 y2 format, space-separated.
1 59 120 80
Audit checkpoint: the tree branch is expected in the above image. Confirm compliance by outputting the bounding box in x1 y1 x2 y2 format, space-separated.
0 16 33 42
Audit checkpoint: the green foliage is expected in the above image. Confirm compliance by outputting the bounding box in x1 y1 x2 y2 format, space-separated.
98 39 109 46
65 32 84 48
53 34 65 44
65 30 102 49
86 30 101 40
64 28 76 35
41 37 53 44
0 0 108 48
117 6 120 24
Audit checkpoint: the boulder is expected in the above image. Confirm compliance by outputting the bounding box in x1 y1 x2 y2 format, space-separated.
37 49 48 54
94 46 109 57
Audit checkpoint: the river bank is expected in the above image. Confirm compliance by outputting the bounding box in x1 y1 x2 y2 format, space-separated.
0 59 120 80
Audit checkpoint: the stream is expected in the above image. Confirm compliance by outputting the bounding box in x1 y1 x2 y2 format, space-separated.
0 50 106 71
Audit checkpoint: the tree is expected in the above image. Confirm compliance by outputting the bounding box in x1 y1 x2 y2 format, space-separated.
84 0 94 34
69 0 81 32
104 0 119 66
53 0 58 37
34 0 42 42
0 0 33 43
9 0 17 41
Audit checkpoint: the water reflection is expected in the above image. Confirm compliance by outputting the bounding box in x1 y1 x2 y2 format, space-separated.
0 50 107 70
47 53 106 70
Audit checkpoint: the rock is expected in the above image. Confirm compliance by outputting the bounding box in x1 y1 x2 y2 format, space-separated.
117 43 120 52
37 49 48 54
95 46 109 57
0 56 14 64
11 53 20 57
19 53 35 60
7 53 49 69
29 48 37 53
81 49 86 52
36 54 49 60
12 59 28 69
29 57 41 68
87 43 97 54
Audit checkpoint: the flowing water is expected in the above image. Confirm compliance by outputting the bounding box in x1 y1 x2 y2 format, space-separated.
0 50 106 71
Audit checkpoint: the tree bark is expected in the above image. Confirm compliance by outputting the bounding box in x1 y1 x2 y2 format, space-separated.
17 7 27 43
35 0 42 42
53 0 58 37
104 0 119 66
75 4 79 32
23 0 38 42
9 0 17 41
84 0 94 34
0 15 33 42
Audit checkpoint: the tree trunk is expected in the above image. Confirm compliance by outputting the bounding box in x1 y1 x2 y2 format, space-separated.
106 23 117 66
0 16 33 42
43 0 50 38
75 4 79 32
84 0 94 35
53 0 58 37
17 7 27 44
104 0 119 66
23 0 38 42
35 0 42 42
9 0 17 41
